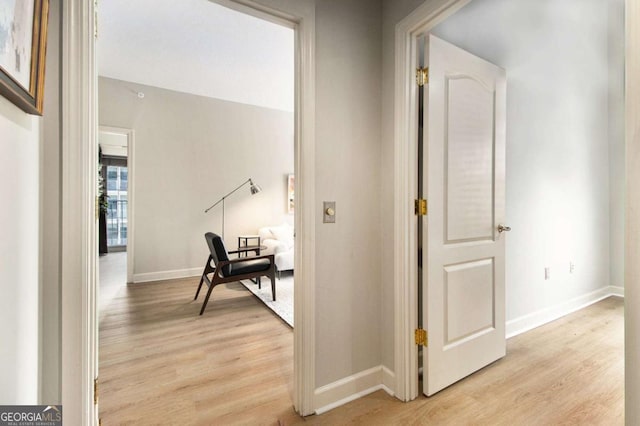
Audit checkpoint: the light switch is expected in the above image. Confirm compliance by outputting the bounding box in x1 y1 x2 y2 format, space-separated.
323 201 336 223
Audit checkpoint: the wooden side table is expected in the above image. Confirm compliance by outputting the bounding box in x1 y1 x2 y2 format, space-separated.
237 235 261 258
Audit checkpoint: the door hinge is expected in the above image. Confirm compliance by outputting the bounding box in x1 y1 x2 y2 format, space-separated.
94 377 99 405
415 328 428 346
416 67 429 87
95 196 100 221
415 199 427 216
94 0 99 39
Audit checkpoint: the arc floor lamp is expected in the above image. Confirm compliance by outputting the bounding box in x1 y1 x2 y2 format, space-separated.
204 178 262 240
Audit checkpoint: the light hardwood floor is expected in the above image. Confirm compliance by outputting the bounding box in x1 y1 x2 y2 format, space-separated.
100 277 623 425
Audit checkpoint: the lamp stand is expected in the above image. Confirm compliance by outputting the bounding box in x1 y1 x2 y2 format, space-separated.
204 178 262 240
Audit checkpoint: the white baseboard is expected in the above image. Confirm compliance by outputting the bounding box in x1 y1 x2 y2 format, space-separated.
506 286 624 338
132 267 201 283
314 365 394 415
382 366 395 396
609 285 625 297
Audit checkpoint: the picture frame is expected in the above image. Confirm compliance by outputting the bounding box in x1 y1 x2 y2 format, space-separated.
0 0 49 115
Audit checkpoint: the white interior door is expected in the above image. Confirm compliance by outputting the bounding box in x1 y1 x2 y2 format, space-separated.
423 34 507 396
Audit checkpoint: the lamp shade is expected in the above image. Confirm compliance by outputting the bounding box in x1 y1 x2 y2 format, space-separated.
249 180 262 195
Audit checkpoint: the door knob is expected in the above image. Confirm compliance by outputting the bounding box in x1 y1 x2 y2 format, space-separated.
497 224 511 233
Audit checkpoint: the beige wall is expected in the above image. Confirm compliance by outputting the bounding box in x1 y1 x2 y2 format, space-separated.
99 77 294 280
313 0 384 387
40 0 62 403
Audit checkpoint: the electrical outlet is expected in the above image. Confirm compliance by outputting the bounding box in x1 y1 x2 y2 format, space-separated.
544 267 550 280
570 262 575 273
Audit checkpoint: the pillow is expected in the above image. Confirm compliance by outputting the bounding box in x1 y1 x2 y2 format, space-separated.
270 223 294 249
258 226 275 241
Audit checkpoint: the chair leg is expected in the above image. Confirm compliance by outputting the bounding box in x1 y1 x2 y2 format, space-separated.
200 280 215 315
195 256 214 300
194 275 205 301
270 273 276 301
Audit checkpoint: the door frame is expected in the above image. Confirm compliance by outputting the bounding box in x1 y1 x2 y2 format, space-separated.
392 0 471 402
60 1 97 423
209 0 317 415
99 126 135 283
61 0 317 423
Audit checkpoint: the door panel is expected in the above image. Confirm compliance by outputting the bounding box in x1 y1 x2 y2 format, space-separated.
445 77 495 243
423 34 507 396
444 258 495 345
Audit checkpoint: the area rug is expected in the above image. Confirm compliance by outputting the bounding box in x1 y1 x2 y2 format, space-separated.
241 275 293 327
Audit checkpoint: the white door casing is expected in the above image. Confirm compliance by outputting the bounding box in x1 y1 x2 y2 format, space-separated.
423 34 507 395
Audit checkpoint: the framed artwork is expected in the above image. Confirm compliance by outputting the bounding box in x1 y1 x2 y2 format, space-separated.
0 0 49 115
287 174 294 214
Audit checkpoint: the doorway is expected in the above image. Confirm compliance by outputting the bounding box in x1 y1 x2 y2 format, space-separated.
98 127 134 315
60 0 316 420
93 2 313 420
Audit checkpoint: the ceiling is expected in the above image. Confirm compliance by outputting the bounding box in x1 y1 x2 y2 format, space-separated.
97 0 294 112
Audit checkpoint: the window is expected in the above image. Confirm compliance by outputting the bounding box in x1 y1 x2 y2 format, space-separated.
103 160 128 247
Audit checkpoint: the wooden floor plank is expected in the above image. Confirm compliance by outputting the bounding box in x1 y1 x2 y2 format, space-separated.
99 277 623 425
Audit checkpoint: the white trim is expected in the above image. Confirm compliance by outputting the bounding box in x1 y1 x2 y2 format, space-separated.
133 267 201 284
314 366 392 415
294 8 317 417
393 0 471 403
506 287 624 339
382 366 396 396
610 285 625 298
61 1 97 424
99 126 135 284
626 2 640 422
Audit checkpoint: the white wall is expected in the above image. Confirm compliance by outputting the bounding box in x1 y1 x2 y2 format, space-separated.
430 0 623 322
0 98 41 403
98 77 294 280
608 0 625 289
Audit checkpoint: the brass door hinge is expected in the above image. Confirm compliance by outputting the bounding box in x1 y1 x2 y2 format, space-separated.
94 0 99 39
416 67 429 87
415 199 427 216
95 196 100 221
94 377 99 405
415 328 428 346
